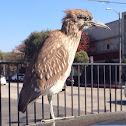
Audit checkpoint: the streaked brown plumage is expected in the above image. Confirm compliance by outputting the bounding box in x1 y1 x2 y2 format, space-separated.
18 9 110 119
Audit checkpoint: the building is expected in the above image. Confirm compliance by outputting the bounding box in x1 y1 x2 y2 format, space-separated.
84 11 126 63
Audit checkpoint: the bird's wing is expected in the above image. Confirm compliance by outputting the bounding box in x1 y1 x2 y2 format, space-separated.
24 30 69 93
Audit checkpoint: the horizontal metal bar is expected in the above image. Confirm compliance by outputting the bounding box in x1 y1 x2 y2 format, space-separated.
0 61 126 66
0 62 28 65
73 63 126 66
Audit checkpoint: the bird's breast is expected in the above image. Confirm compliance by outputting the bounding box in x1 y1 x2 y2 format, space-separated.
47 40 80 96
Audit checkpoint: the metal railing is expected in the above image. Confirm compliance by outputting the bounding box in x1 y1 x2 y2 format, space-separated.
0 62 126 125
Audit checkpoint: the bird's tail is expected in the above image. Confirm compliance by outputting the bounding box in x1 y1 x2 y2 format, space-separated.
18 86 41 113
18 86 31 113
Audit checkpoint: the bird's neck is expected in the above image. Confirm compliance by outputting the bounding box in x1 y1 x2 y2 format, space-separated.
61 19 82 40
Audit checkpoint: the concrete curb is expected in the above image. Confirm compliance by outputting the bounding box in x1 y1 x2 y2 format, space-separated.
36 111 126 126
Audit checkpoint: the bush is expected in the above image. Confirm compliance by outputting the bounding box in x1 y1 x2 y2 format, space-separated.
74 50 89 63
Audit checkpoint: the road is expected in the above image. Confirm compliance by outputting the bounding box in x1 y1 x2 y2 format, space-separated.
1 82 126 125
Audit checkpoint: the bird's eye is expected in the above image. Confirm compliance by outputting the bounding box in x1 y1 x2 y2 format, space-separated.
77 16 90 21
84 17 90 21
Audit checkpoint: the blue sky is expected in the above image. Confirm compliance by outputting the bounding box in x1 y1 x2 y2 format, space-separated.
0 0 126 52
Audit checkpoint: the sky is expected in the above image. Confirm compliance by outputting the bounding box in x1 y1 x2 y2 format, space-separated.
0 0 126 52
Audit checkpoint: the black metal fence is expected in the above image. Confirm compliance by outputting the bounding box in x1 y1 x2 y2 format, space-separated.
0 62 126 125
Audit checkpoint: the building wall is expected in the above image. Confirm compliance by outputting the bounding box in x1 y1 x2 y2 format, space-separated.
84 18 123 63
96 37 119 52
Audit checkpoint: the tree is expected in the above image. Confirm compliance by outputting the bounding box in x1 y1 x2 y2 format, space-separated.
1 51 26 76
0 50 4 75
23 30 51 61
3 51 25 62
0 50 3 61
77 32 96 55
77 32 91 52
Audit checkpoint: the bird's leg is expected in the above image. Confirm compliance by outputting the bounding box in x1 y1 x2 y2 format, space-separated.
41 94 74 123
41 95 55 123
48 95 55 120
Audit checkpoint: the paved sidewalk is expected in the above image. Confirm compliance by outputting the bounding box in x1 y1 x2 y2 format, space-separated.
1 83 126 125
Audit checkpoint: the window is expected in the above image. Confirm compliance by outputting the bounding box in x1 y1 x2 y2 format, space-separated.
107 44 110 49
102 39 113 51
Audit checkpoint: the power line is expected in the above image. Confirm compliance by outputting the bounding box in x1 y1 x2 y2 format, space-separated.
88 0 126 4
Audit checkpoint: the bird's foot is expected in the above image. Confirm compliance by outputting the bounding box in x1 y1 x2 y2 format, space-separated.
41 116 74 123
41 118 55 123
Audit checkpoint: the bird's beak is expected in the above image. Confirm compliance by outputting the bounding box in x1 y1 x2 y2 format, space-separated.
90 19 111 30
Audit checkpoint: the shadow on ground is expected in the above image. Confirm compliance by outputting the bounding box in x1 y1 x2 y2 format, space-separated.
108 100 126 105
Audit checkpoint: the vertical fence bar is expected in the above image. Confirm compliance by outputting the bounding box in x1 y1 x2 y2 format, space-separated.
71 67 74 116
57 94 59 117
0 73 2 126
104 65 106 112
78 65 80 116
64 84 66 117
97 65 99 113
16 64 20 126
120 65 122 111
115 65 117 111
34 102 36 123
91 65 93 114
109 65 112 112
8 64 11 126
85 65 87 115
119 64 122 111
42 96 44 119
25 63 28 125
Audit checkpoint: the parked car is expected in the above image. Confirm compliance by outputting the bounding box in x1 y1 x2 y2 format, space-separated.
11 74 25 82
0 75 6 85
66 76 74 86
6 75 11 81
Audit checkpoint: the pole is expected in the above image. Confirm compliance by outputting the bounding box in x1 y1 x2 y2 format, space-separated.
106 8 122 85
119 12 122 65
118 12 123 111
119 12 122 85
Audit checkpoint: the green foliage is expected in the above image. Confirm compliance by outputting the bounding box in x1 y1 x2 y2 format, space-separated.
24 30 51 60
0 50 3 61
123 58 126 63
0 50 4 75
74 51 89 73
74 50 89 63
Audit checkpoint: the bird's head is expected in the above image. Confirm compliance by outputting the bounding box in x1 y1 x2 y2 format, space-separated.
63 9 110 31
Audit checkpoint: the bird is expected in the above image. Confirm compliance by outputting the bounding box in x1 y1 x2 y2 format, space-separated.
18 9 110 121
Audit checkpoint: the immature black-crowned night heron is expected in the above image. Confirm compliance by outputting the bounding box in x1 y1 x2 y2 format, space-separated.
18 9 110 121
